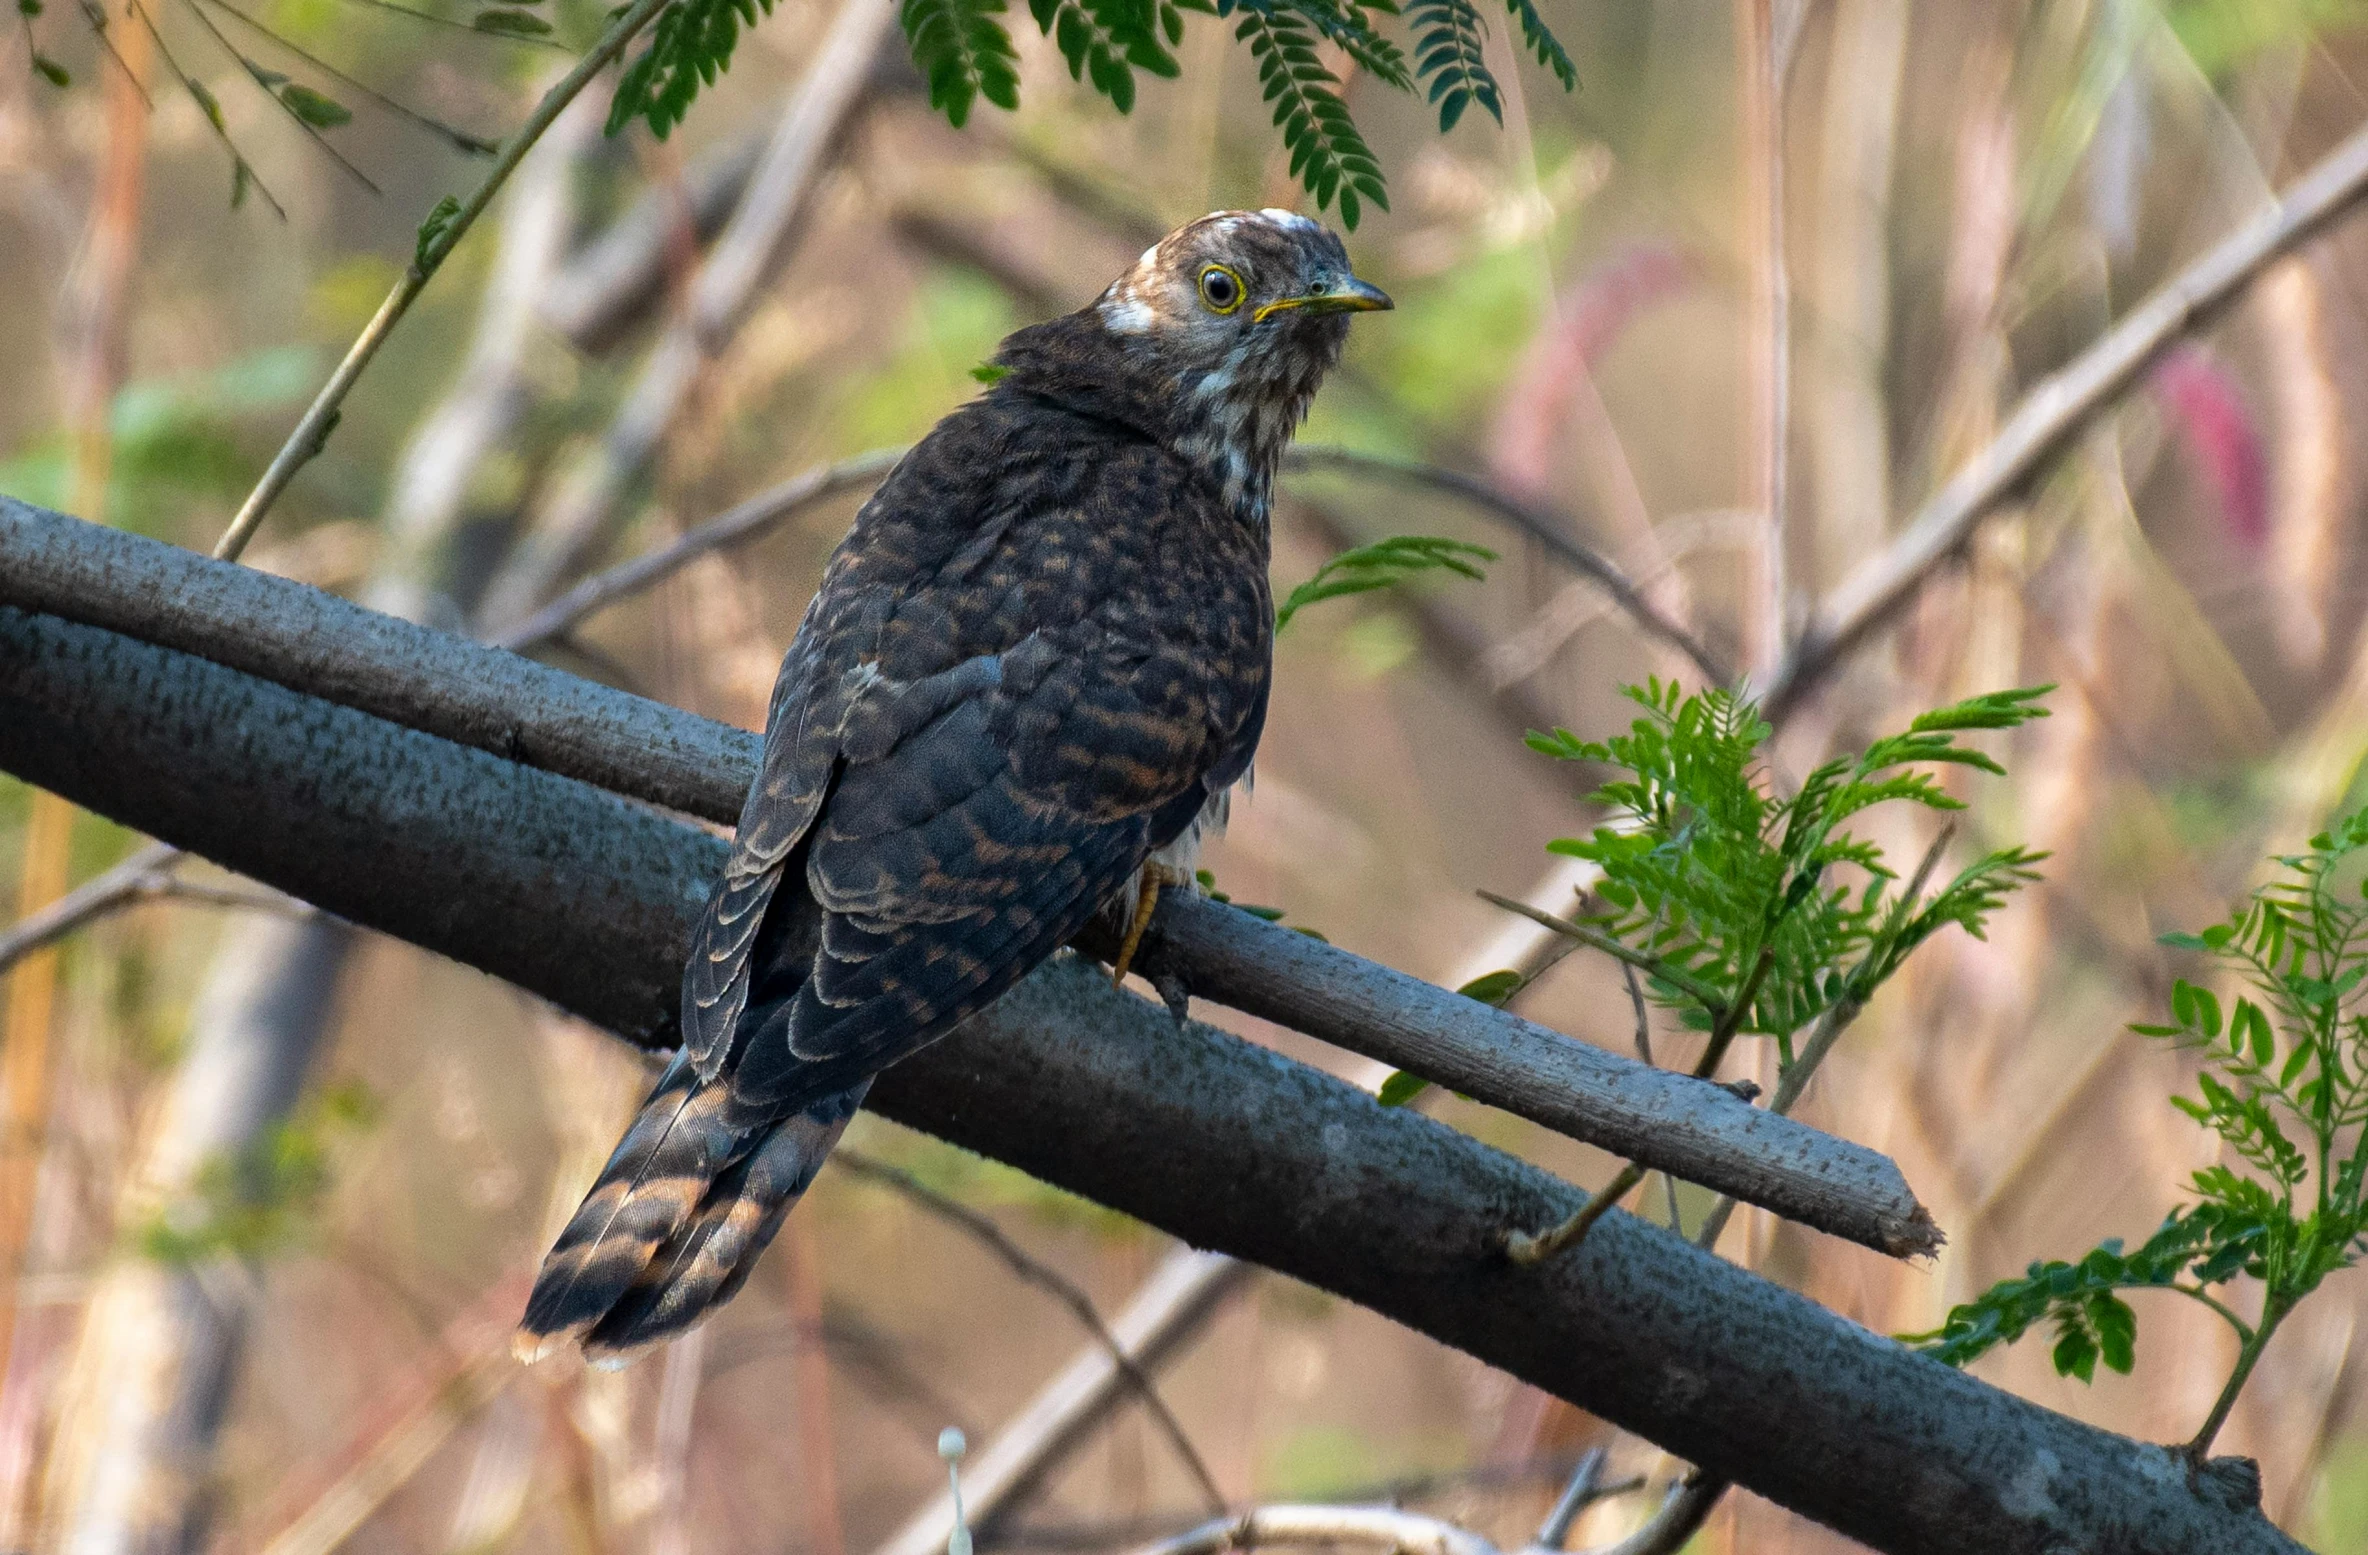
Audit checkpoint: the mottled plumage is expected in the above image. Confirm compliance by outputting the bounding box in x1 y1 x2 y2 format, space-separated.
519 210 1389 1359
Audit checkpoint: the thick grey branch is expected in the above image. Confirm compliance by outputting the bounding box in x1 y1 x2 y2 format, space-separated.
0 500 1915 1247
0 594 2300 1553
1112 890 1936 1259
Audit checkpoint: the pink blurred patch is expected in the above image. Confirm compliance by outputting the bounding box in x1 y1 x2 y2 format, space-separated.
1486 242 1696 501
2152 346 2269 551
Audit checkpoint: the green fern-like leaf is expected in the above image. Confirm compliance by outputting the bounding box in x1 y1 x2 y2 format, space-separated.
1028 0 1178 114
608 0 785 140
1405 0 1496 129
1231 0 1388 226
1274 0 1411 90
1503 0 1572 88
900 0 1023 127
1274 533 1493 632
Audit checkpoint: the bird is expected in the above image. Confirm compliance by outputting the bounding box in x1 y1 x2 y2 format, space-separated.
516 208 1391 1361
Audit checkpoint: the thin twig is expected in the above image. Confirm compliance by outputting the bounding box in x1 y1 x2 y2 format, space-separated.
75 1 154 109
1134 1505 1497 1555
331 0 574 49
1622 963 1682 1234
175 0 382 195
489 449 906 652
1474 891 1728 1013
1130 1453 1623 1555
199 0 500 155
1285 447 1733 686
125 0 286 220
1769 111 2368 719
0 849 295 980
833 1150 1228 1518
1507 940 1774 1265
1531 1450 1607 1552
209 0 675 563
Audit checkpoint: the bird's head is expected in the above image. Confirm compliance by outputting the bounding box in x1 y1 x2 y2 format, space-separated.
1094 207 1392 367
990 209 1390 524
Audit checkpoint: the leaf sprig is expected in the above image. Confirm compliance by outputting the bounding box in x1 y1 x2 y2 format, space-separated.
1525 681 2050 1059
1911 806 2368 1459
613 0 1577 225
1272 533 1495 633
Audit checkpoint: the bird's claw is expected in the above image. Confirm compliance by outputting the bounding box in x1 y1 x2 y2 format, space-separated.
1110 861 1184 987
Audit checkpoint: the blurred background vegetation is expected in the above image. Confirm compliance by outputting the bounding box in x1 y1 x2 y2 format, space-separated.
10 0 2368 1549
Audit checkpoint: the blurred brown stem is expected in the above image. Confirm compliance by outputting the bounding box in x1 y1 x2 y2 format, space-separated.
0 7 149 1511
1770 111 2368 720
784 1211 847 1555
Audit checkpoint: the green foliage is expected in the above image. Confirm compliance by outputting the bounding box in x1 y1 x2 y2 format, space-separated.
276 79 352 126
0 346 316 537
1027 0 1181 114
472 5 554 33
1913 809 2368 1450
415 193 463 267
1527 681 2049 1053
607 0 784 139
1224 0 1388 227
898 0 1021 128
136 1082 377 1264
2164 0 2368 77
1405 0 1495 130
1273 534 1494 633
1502 0 1570 88
608 0 1571 225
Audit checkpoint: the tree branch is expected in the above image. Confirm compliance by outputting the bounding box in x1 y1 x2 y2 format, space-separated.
1767 113 2368 720
0 844 298 978
830 1148 1227 1516
0 500 1926 1253
1283 448 1732 687
488 449 906 653
0 592 2304 1554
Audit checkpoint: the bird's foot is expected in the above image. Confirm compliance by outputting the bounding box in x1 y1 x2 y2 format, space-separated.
1111 861 1186 987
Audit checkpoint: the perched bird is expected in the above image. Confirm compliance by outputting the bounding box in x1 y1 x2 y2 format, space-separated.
517 209 1390 1360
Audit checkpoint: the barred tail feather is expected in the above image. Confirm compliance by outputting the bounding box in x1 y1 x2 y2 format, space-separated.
516 1058 866 1362
581 1080 868 1357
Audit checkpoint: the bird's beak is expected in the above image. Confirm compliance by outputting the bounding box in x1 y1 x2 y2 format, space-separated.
1254 274 1394 323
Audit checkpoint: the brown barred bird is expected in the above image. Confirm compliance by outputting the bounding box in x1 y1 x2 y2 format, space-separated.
516 210 1389 1360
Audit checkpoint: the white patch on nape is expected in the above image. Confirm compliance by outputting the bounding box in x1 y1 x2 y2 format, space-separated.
1100 290 1156 335
1259 206 1319 231
1138 242 1161 268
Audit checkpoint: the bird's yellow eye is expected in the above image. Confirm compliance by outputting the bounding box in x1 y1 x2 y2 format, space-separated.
1198 263 1245 315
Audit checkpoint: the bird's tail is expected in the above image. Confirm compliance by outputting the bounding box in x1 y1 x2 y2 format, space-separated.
516 1054 867 1362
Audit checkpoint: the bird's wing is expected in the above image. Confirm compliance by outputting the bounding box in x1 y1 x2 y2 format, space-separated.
712 608 1242 1117
679 588 866 1079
